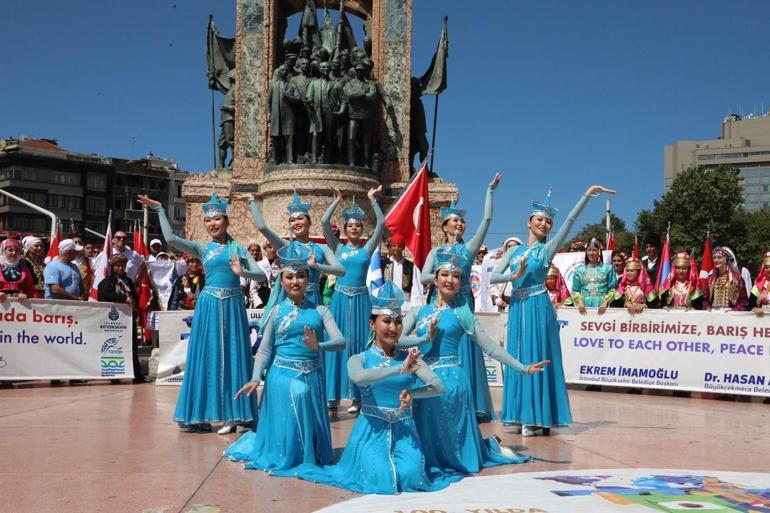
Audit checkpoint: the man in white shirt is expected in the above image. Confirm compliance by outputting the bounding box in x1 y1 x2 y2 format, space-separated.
109 231 147 283
490 236 522 312
380 234 423 306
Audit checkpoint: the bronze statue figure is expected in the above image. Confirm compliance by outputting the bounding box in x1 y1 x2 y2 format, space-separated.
218 70 236 169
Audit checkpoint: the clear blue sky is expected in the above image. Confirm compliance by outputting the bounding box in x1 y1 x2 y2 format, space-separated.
4 1 770 247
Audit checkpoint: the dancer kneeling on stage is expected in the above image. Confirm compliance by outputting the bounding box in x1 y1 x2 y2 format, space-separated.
225 241 344 471
274 281 462 494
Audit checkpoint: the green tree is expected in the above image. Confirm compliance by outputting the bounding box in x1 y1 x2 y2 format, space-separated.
634 165 745 258
733 208 770 276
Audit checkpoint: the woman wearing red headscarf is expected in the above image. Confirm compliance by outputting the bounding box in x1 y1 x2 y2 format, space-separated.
0 238 36 301
609 257 658 314
544 265 572 309
659 252 703 310
749 251 770 317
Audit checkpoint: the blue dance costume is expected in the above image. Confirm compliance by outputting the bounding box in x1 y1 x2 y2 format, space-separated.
403 253 533 473
247 191 344 306
279 344 462 493
420 185 497 420
152 195 265 427
320 196 385 402
275 281 462 493
490 191 595 428
225 243 345 471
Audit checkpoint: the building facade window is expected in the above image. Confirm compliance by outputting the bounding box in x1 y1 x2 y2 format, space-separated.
48 194 82 210
87 173 107 191
86 197 106 213
85 221 106 234
173 205 185 221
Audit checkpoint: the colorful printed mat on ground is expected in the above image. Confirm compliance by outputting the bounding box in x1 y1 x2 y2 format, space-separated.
315 469 770 513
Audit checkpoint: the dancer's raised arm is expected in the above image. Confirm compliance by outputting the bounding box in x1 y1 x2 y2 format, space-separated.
363 186 385 255
138 195 205 257
321 189 342 253
466 173 501 254
545 185 615 261
234 193 287 250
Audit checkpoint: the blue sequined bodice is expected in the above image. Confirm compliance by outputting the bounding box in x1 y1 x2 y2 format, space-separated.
413 304 465 358
336 244 369 287
272 298 323 360
359 346 415 409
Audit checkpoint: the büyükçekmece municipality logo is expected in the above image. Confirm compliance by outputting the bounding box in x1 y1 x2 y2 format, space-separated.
100 336 125 377
108 306 120 321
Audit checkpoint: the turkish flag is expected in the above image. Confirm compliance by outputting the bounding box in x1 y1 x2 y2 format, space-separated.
45 222 62 263
698 235 713 291
385 162 431 269
89 213 113 301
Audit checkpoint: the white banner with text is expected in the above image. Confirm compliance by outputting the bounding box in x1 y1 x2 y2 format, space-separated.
0 299 134 380
557 308 770 396
155 309 263 385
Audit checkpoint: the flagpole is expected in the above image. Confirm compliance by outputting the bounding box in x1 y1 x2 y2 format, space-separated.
85 228 105 239
429 94 439 173
211 89 217 169
143 206 149 247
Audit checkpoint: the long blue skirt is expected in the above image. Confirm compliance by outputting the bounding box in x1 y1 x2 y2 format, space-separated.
324 290 371 401
273 411 463 494
173 291 256 424
458 333 496 421
414 365 530 474
502 293 572 427
224 365 333 471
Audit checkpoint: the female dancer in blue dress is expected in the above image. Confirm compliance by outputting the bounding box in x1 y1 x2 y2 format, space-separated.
137 193 266 434
490 186 614 437
321 186 385 412
225 241 345 471
275 281 463 494
420 173 501 421
403 250 549 473
235 190 344 306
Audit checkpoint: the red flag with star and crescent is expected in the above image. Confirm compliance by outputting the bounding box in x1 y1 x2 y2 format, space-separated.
384 162 431 269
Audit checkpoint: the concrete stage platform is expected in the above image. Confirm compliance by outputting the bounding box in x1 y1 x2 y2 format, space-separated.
0 383 767 513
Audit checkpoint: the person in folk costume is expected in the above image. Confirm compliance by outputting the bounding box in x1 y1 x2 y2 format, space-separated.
169 255 205 311
704 246 748 311
137 193 266 435
571 237 617 314
749 251 770 317
608 257 659 314
97 253 144 383
225 241 345 472
0 238 36 301
235 190 345 307
610 250 627 282
544 264 572 309
272 281 464 494
320 186 385 413
660 252 703 310
21 236 46 298
420 173 502 422
399 249 549 471
491 185 615 436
